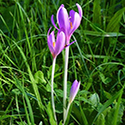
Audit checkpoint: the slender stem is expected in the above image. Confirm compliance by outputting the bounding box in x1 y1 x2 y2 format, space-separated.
51 57 57 122
63 46 69 122
64 103 71 124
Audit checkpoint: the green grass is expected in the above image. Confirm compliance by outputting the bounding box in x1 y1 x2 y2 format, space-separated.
0 0 125 124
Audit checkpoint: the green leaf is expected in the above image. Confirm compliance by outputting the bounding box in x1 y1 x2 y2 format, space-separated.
55 102 63 114
99 72 112 84
95 102 124 125
59 120 63 125
89 93 100 107
34 70 46 84
117 103 124 124
113 86 124 125
102 106 114 125
106 8 125 32
95 113 105 125
55 89 63 98
92 88 123 124
46 82 57 92
11 88 21 95
69 123 75 125
103 90 112 99
46 102 57 125
39 121 43 125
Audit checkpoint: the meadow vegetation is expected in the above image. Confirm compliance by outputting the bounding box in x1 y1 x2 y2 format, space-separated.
0 0 125 124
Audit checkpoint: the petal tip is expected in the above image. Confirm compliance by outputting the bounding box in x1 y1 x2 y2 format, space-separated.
47 27 52 36
69 80 80 104
51 15 59 30
61 4 64 7
76 3 82 18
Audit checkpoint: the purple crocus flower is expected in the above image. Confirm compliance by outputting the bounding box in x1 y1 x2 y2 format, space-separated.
51 3 82 44
69 80 80 104
47 27 65 58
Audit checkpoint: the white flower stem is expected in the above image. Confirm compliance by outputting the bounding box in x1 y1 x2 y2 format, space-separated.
64 103 71 124
63 46 69 122
51 57 57 122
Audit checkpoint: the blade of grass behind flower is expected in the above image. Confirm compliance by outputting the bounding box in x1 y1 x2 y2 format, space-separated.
72 35 89 77
83 30 124 37
15 2 31 47
92 0 101 26
37 0 47 33
70 47 77 80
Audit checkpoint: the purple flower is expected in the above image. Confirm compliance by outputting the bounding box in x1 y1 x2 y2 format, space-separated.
47 27 65 58
51 3 82 44
69 80 80 104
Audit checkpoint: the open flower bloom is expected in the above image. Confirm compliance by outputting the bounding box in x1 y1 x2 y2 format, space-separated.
69 80 80 104
51 3 82 44
47 27 65 58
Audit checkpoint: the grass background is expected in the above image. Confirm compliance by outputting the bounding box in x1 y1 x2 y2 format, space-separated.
0 0 125 125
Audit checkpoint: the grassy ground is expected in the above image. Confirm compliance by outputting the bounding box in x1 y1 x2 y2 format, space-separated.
0 0 125 125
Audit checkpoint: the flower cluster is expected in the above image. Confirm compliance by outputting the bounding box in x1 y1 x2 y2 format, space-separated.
47 3 82 124
48 3 82 58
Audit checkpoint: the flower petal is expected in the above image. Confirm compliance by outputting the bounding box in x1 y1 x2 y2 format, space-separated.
57 5 70 35
69 12 81 36
47 28 55 57
69 10 75 25
55 31 65 57
48 31 55 49
76 3 82 18
51 15 59 30
68 4 82 38
56 4 64 22
69 80 80 104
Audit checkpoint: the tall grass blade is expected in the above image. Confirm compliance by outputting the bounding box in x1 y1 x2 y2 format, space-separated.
92 0 101 26
106 8 125 32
